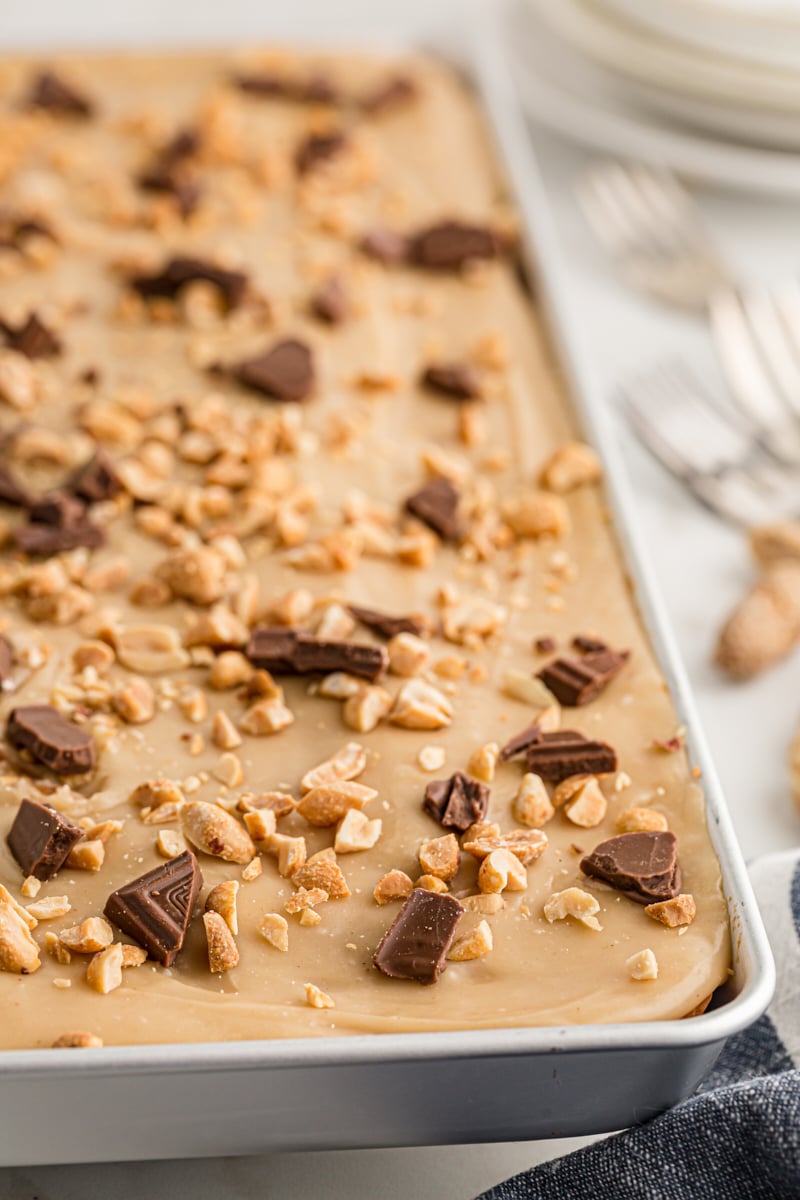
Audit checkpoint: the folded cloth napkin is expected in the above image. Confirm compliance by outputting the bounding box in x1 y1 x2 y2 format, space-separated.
477 851 800 1200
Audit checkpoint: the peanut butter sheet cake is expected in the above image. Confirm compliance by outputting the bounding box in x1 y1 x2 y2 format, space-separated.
0 49 730 1049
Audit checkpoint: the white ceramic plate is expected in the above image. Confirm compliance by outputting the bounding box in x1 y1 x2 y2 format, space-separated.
510 2 800 196
602 0 800 73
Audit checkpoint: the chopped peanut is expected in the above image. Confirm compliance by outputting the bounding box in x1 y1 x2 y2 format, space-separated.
293 851 350 899
563 777 607 828
301 742 367 792
540 442 602 493
66 839 106 871
343 684 392 732
414 874 449 894
86 943 124 995
373 869 414 905
616 807 669 834
387 632 429 677
156 829 186 858
304 982 335 1009
418 833 460 881
52 1032 104 1049
0 902 41 974
626 948 659 981
240 696 295 735
478 849 527 894
59 917 114 954
390 678 453 729
448 919 493 961
258 912 289 951
334 808 382 853
417 745 446 772
543 887 602 932
205 880 239 935
467 741 499 784
645 894 697 928
298 781 377 827
460 893 505 915
285 887 329 915
26 896 71 921
203 911 239 973
182 801 256 864
212 710 242 750
512 773 554 827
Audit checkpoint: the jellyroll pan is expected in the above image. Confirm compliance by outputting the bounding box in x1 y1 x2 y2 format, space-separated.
0 0 774 1164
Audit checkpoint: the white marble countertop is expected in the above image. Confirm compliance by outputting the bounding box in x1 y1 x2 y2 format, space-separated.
3 5 800 1195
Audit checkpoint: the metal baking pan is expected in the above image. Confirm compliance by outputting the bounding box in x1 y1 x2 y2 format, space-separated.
0 0 774 1166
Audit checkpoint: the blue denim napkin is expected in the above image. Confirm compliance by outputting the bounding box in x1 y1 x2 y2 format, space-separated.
477 851 800 1200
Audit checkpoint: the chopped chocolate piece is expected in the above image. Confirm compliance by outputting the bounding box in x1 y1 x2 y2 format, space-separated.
525 730 617 782
0 634 12 686
405 476 461 542
0 464 31 508
138 128 203 217
573 635 608 653
359 227 410 265
538 648 630 707
6 796 84 881
6 705 96 775
373 888 463 984
25 70 94 118
423 771 489 832
246 627 301 674
292 634 388 681
360 74 418 115
348 604 428 640
246 628 388 681
130 257 248 310
66 449 120 504
534 636 556 654
2 313 61 359
409 220 499 271
310 275 347 324
28 489 86 528
235 71 340 105
78 366 100 386
498 722 542 764
581 832 681 905
295 129 348 175
421 362 482 401
233 338 315 402
14 519 104 556
105 850 203 967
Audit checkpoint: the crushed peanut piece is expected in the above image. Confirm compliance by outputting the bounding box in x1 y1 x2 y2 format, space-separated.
615 807 669 834
334 808 382 853
448 918 493 961
512 773 554 827
240 696 295 735
414 874 449 893
478 849 527 894
343 684 393 733
390 678 453 729
258 912 289 951
645 894 697 928
26 896 71 921
203 911 240 973
205 880 240 935
543 887 602 931
563 777 607 829
387 632 429 677
59 917 114 955
52 1032 104 1049
293 851 350 899
156 829 186 859
462 828 547 866
304 982 335 1009
211 710 242 750
417 745 446 772
182 800 256 864
467 741 499 784
121 945 148 967
0 902 41 974
67 839 106 871
212 751 244 788
460 893 505 915
285 887 329 915
418 833 460 881
373 869 414 905
242 856 263 882
301 742 367 792
540 442 602 493
626 948 659 982
298 780 377 827
86 943 124 995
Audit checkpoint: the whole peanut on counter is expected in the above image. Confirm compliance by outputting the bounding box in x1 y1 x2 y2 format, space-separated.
715 521 800 679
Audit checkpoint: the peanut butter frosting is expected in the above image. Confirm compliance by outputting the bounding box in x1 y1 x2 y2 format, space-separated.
0 48 730 1049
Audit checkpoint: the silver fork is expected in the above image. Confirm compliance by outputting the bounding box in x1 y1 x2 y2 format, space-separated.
622 359 800 524
578 161 732 310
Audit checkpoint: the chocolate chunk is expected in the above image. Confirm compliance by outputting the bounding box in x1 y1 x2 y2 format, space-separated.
105 850 203 967
498 722 542 764
348 605 428 640
138 128 202 217
581 832 681 905
246 628 388 681
423 771 489 832
295 130 348 175
359 227 409 265
235 71 340 105
233 338 315 402
409 221 499 271
292 634 388 681
405 477 461 542
310 275 347 324
573 634 608 653
7 705 95 775
0 464 31 508
360 74 418 115
66 449 120 504
25 70 94 117
421 362 482 401
0 634 12 686
245 627 301 674
130 257 248 310
535 636 556 654
15 488 105 556
538 648 630 707
6 797 84 881
14 519 104 556
2 313 61 359
525 730 617 782
373 888 463 984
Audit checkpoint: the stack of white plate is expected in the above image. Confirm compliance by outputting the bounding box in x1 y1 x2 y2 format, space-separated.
516 0 800 194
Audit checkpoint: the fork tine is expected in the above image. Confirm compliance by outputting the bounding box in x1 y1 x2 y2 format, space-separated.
709 288 792 429
739 287 800 418
578 174 642 258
